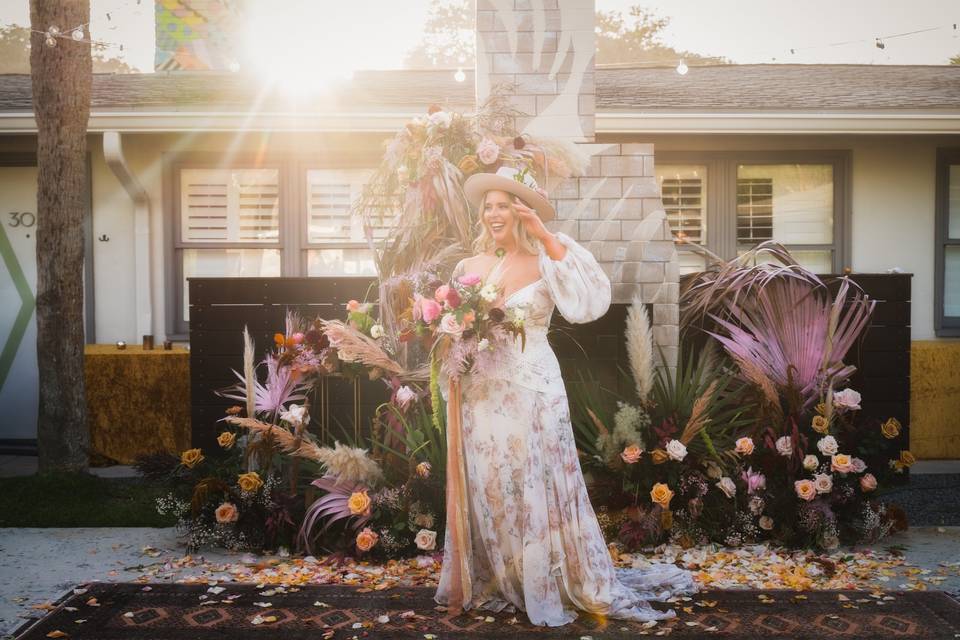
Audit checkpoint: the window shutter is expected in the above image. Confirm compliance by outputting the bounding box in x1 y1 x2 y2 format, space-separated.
736 177 774 245
180 168 279 243
307 169 392 243
661 176 705 244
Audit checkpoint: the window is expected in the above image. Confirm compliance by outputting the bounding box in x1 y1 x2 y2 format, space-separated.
174 166 284 329
657 152 847 275
936 149 960 336
303 168 380 276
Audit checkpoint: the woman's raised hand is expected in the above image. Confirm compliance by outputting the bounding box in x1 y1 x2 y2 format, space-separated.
512 197 550 242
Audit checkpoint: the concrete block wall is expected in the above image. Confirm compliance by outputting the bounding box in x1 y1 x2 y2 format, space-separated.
475 1 679 368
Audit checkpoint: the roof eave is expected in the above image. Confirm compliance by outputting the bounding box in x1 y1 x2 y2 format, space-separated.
596 111 960 135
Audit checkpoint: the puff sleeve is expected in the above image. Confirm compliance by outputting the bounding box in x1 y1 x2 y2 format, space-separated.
538 231 612 323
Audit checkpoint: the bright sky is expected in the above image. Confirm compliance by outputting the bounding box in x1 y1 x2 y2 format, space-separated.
0 0 957 72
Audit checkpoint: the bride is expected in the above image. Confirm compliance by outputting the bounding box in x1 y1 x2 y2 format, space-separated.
433 166 696 627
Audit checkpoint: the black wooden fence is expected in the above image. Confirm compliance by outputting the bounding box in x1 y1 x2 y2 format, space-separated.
189 274 910 451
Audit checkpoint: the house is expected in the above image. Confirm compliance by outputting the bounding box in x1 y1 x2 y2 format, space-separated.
0 0 958 459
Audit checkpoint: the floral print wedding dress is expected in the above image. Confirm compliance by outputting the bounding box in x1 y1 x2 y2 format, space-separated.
434 232 696 627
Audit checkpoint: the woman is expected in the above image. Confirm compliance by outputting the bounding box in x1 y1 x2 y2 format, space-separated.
433 166 695 626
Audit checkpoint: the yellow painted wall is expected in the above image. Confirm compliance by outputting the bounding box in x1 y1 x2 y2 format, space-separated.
911 340 960 459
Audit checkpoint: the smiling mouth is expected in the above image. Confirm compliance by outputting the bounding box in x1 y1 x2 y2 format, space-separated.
490 222 505 232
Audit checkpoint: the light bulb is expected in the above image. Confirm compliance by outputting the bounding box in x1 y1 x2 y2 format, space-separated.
45 35 57 48
48 25 60 36
454 67 466 83
71 28 84 41
676 60 688 75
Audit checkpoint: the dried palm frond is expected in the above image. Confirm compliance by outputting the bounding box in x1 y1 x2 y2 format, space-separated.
322 320 405 375
243 326 255 419
679 380 718 445
625 292 654 404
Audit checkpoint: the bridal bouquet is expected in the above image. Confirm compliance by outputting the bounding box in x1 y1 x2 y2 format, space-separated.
412 272 527 380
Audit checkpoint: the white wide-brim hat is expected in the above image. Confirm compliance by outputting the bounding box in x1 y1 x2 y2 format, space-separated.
463 165 556 222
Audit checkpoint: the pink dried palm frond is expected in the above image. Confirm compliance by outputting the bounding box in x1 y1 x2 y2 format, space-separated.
298 474 371 554
220 354 308 418
708 277 874 410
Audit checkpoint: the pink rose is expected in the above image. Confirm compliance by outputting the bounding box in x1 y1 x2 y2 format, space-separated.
794 479 816 501
457 273 481 286
418 297 442 324
860 473 877 492
620 444 643 464
477 138 499 165
346 299 360 312
434 285 451 303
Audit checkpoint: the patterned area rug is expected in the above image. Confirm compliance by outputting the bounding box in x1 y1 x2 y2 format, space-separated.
13 583 960 639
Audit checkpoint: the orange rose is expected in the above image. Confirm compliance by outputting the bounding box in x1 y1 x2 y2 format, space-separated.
650 449 669 465
273 332 285 346
831 453 853 474
356 527 379 552
899 450 916 467
348 489 372 516
881 418 902 439
215 502 238 523
237 471 263 492
811 415 830 434
180 448 204 469
649 483 674 509
217 432 236 449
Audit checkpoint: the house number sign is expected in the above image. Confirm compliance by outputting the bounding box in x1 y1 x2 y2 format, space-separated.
7 211 36 228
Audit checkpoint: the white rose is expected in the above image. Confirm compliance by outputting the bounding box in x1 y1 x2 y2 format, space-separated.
665 439 687 462
817 435 839 456
427 110 452 129
715 476 736 499
480 284 498 303
370 324 384 339
280 404 308 428
395 385 416 410
803 454 819 471
476 137 500 165
813 473 833 494
414 528 437 551
477 338 490 352
775 435 793 457
438 313 464 339
833 388 861 411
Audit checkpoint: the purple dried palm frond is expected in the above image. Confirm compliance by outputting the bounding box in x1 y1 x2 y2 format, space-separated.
708 277 873 411
219 354 308 419
297 475 372 554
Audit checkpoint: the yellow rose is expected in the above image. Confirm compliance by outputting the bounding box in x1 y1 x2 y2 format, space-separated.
217 432 236 449
831 453 853 474
649 482 674 509
899 450 916 467
237 471 263 493
356 527 379 552
180 448 204 469
881 418 902 439
215 502 238 523
811 415 830 434
814 402 827 416
650 449 669 465
347 489 372 516
457 154 480 176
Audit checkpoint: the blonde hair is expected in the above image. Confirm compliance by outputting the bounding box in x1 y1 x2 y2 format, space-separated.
471 189 541 256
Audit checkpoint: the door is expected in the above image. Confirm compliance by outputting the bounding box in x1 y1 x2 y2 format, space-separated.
0 165 38 441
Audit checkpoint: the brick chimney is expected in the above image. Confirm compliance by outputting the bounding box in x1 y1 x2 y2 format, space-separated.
475 0 680 369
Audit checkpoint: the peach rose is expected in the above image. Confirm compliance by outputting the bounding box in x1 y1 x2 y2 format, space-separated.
860 473 878 492
414 528 437 551
759 515 774 531
650 449 669 465
794 479 817 501
438 313 464 339
649 483 674 509
811 415 830 434
217 432 236 449
238 471 263 492
356 527 379 552
881 417 902 439
831 453 853 474
348 489 372 516
180 448 204 469
416 461 431 478
620 444 643 464
215 502 238 524
735 437 755 455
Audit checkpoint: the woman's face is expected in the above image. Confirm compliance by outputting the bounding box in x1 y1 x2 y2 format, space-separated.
482 190 517 246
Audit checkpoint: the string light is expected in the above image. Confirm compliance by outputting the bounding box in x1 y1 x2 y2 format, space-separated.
676 59 688 75
454 67 466 82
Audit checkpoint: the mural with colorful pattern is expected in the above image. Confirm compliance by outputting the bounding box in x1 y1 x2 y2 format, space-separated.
154 0 245 71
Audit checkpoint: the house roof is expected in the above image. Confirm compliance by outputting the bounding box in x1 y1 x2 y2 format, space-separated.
1 64 959 134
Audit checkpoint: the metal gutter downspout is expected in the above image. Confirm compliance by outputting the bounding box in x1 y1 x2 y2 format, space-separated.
103 131 152 338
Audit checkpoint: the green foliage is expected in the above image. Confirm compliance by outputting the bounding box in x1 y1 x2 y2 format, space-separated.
372 398 447 485
0 23 136 73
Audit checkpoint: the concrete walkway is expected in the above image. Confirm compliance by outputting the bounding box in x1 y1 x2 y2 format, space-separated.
2 526 959 638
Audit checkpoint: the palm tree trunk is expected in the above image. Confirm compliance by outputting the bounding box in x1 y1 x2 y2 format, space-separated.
30 0 92 472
